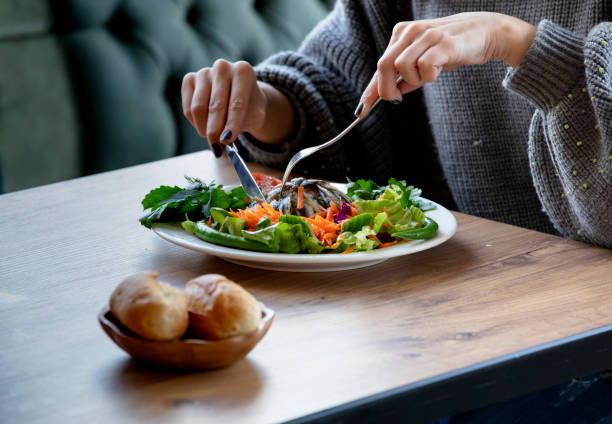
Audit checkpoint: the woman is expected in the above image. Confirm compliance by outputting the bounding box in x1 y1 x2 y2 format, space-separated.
181 1 611 248
181 1 612 419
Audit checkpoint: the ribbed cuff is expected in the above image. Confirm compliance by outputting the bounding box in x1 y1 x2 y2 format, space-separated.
503 20 585 111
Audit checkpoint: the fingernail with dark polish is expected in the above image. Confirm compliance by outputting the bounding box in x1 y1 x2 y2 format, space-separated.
220 130 232 141
391 100 401 105
212 143 222 158
354 102 364 116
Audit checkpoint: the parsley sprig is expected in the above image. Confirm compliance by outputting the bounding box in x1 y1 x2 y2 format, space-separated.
139 176 248 228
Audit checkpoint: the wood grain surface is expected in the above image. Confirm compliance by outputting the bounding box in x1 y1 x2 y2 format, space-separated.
0 151 611 424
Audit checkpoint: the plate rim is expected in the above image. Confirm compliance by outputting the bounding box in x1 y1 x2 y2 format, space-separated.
150 194 457 265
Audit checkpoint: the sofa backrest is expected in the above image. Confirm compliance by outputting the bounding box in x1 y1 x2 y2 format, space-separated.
0 0 81 193
0 0 332 192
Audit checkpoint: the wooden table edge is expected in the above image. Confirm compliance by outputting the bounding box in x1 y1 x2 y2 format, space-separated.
286 323 612 424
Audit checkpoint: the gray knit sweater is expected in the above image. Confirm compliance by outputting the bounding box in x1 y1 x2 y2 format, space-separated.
237 0 612 248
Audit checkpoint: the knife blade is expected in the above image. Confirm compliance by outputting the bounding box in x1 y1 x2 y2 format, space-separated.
223 143 265 201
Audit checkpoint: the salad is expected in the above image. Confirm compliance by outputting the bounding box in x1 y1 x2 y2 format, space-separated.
139 173 438 254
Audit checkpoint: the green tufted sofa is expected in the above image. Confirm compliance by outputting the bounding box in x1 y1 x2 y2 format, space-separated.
0 0 332 193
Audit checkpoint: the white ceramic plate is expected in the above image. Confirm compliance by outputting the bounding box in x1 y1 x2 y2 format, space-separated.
151 183 457 272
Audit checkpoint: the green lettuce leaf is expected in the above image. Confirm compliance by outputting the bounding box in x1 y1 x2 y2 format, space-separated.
355 185 433 234
181 218 196 234
346 179 383 200
347 178 436 211
277 215 323 254
355 188 412 227
373 212 390 234
242 225 279 249
221 217 246 236
210 207 231 224
341 213 374 233
275 222 304 254
140 178 248 228
339 227 378 252
410 205 426 226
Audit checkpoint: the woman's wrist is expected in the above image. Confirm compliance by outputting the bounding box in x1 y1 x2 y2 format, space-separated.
249 82 296 145
496 16 537 68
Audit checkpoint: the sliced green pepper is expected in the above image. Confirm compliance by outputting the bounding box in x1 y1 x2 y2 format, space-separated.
372 212 390 234
391 217 438 240
194 221 278 252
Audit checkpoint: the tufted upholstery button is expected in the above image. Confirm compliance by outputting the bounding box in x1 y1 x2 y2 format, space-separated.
53 0 122 32
185 2 202 27
106 9 133 42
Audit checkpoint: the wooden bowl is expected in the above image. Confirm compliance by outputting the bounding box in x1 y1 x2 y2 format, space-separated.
98 302 274 370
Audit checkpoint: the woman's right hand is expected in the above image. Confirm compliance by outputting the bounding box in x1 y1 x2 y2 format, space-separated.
355 12 537 117
181 59 295 157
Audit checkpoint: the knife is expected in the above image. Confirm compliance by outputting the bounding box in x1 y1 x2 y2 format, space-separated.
223 143 265 201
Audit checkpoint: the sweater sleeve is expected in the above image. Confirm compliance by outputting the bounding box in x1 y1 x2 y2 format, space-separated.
236 0 398 181
503 20 612 248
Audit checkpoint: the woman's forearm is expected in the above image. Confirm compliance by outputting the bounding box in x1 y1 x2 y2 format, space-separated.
496 15 537 67
249 82 297 145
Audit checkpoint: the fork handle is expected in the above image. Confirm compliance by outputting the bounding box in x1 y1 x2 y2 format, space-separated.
280 76 403 189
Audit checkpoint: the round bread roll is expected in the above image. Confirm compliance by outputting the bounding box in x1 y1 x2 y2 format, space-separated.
109 271 189 341
184 274 261 340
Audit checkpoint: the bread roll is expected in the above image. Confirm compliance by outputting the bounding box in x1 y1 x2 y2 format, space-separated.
185 274 261 340
110 271 189 341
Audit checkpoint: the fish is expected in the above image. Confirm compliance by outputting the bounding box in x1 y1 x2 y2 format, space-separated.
266 178 352 216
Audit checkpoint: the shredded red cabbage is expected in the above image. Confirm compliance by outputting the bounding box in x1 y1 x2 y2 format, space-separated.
335 202 353 223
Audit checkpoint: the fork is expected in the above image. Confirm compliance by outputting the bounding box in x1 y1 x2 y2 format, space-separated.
280 76 403 190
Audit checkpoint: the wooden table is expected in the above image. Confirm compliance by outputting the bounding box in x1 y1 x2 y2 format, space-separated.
1 151 611 424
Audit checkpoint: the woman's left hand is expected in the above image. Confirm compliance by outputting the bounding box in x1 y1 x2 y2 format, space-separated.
356 12 537 115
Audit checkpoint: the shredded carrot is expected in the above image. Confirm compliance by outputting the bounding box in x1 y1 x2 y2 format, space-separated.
230 203 283 230
367 234 382 245
305 215 340 232
208 216 213 227
341 246 356 254
383 207 391 219
319 202 337 221
322 232 337 242
297 186 304 210
244 196 249 205
321 232 338 246
303 212 341 243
